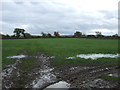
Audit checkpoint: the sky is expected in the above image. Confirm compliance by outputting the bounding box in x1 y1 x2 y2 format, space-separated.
0 0 119 36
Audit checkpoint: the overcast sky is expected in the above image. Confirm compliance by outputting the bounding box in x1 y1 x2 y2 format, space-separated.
0 0 119 35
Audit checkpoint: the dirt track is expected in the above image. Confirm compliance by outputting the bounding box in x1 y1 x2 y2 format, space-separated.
2 54 120 89
54 65 119 89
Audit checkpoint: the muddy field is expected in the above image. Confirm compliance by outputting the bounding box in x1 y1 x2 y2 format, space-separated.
2 54 120 89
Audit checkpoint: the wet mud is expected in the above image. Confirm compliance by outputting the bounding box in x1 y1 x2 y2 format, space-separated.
2 54 120 89
54 65 119 89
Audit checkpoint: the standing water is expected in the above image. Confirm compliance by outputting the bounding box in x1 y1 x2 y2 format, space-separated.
4 54 58 88
32 55 57 88
66 54 119 60
44 81 70 89
6 55 26 59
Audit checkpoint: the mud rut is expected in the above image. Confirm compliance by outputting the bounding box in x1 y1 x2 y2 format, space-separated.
2 54 119 89
56 65 118 88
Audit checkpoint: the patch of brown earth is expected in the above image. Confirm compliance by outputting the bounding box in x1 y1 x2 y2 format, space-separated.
53 64 119 89
2 54 120 89
2 54 55 89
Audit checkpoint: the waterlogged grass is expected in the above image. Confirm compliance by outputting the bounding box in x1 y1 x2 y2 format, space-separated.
19 57 41 70
65 57 119 66
100 75 120 81
2 38 119 68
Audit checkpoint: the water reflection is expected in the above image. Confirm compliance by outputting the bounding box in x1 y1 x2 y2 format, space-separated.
67 54 119 60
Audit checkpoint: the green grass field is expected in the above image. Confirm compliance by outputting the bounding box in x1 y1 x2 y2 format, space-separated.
2 38 119 68
100 75 120 81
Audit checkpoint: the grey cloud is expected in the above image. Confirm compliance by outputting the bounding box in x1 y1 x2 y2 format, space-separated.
1 1 118 35
14 2 24 4
30 2 39 5
99 10 118 19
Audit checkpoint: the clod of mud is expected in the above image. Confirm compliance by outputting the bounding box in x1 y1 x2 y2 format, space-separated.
2 60 20 78
44 81 70 89
32 57 57 89
66 53 119 60
3 54 57 89
55 64 119 89
80 78 118 89
3 54 119 89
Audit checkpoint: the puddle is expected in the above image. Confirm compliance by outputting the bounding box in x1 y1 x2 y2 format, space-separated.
40 68 54 73
67 57 75 59
2 65 16 78
44 81 70 89
3 55 27 77
6 55 27 59
3 54 57 89
2 60 20 78
108 73 120 77
33 73 56 88
32 69 56 88
66 54 119 60
69 66 92 72
4 54 56 88
32 56 57 88
6 55 55 59
32 65 56 88
2 60 21 88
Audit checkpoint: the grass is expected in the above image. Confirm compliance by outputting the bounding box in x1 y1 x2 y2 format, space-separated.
2 38 119 68
65 57 119 66
19 57 41 70
100 75 120 81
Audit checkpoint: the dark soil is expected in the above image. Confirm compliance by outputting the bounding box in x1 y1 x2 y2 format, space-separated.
54 65 120 89
2 54 120 89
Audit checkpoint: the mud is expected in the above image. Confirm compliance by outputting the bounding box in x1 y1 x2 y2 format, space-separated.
79 78 119 89
2 60 19 78
53 64 119 89
2 54 120 89
31 55 57 89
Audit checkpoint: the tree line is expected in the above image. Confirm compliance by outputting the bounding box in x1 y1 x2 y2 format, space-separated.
1 28 119 39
